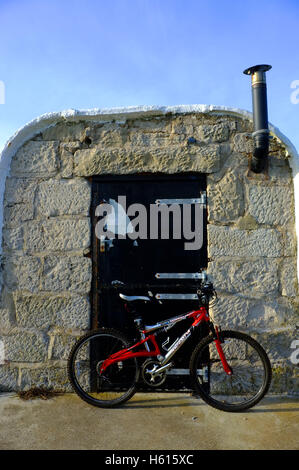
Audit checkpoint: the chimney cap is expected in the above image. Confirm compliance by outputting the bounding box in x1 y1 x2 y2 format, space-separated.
243 64 272 75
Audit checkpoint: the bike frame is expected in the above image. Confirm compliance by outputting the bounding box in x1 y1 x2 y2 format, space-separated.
100 306 232 376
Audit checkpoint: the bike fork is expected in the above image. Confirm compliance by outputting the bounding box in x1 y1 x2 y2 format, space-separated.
210 324 232 376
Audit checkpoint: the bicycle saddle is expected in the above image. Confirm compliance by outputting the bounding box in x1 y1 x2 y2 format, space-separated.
119 293 151 302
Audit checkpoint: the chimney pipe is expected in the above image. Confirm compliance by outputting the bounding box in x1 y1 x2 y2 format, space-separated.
243 64 272 173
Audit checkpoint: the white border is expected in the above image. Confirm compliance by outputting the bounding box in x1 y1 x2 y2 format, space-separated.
0 104 298 278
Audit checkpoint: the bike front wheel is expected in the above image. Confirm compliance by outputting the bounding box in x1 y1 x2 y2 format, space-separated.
189 330 272 412
68 328 139 408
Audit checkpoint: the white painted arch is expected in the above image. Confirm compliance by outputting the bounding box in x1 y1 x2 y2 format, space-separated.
0 105 298 278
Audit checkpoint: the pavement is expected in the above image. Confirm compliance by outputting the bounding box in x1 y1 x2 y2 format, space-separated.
0 392 298 450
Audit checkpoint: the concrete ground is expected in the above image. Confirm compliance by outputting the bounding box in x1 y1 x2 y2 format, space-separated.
0 392 298 450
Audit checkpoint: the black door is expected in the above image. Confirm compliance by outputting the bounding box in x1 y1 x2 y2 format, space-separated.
91 173 208 390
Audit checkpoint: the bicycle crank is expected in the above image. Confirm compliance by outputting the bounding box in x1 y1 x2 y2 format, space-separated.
141 359 173 387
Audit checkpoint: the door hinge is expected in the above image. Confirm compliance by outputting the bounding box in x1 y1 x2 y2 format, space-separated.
155 271 207 281
155 293 198 300
155 191 207 207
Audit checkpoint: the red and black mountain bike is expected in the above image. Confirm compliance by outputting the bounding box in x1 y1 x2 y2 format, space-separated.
68 281 272 412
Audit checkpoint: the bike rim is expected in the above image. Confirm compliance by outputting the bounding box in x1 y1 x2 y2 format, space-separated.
71 333 138 405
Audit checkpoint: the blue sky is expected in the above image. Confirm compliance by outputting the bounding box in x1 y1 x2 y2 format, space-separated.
0 0 299 152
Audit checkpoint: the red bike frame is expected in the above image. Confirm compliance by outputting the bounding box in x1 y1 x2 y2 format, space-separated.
100 306 232 376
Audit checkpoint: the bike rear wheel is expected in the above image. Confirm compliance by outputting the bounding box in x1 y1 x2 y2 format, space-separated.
189 330 272 412
68 328 139 408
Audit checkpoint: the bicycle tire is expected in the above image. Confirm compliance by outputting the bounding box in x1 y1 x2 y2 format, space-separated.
189 330 272 412
68 328 139 408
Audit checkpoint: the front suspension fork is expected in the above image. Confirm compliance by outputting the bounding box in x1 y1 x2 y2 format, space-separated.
209 323 232 376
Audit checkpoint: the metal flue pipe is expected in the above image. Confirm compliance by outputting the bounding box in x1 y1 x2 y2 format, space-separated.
243 64 272 173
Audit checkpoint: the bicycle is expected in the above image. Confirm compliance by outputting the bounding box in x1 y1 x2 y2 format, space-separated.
67 281 272 412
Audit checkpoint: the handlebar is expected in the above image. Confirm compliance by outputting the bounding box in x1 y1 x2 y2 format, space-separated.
107 280 212 290
100 280 217 306
108 280 216 299
197 281 217 305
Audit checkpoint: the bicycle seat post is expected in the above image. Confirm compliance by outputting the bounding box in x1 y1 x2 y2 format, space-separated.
134 317 143 330
133 317 151 352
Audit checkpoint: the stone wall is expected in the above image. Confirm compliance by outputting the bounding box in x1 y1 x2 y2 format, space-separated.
0 111 298 393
